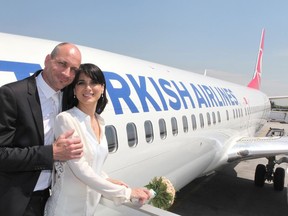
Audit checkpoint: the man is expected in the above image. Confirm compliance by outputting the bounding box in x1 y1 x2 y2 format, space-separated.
0 42 84 216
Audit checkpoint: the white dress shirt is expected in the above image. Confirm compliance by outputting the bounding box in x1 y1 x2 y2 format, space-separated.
35 73 62 191
44 107 131 216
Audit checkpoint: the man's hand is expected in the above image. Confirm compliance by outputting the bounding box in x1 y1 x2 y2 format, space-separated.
53 129 83 161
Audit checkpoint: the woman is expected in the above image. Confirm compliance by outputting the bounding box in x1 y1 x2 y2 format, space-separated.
45 63 150 216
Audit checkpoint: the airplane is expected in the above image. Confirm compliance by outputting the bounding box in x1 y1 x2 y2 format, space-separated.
1 29 288 214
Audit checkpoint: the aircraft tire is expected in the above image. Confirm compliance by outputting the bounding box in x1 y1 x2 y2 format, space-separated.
254 164 266 187
273 167 285 191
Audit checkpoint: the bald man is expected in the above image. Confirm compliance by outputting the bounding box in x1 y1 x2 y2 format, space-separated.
0 43 84 216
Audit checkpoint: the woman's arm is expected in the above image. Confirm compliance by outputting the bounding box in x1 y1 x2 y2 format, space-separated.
54 112 132 202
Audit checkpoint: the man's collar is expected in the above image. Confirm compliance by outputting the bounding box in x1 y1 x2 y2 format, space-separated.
36 72 60 99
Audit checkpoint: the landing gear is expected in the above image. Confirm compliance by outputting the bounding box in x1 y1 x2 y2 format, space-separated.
254 164 266 187
274 167 285 191
254 156 286 191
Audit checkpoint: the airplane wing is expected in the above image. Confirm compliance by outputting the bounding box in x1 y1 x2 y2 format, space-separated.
227 135 288 163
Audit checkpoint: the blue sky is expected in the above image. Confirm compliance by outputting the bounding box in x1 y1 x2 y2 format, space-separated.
1 0 287 96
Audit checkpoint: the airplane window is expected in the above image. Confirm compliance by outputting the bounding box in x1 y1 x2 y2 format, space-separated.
191 114 197 130
126 123 138 147
207 112 211 126
144 120 154 143
171 117 178 136
217 111 221 123
212 112 216 124
158 118 167 139
226 110 229 121
105 125 118 153
199 113 204 128
182 115 188 133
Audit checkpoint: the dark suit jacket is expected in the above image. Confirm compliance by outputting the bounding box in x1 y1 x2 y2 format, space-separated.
0 70 71 215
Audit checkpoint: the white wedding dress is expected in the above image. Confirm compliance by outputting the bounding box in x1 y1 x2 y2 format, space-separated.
44 107 131 216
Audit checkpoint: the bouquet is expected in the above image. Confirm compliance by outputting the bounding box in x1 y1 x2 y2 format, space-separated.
145 176 176 210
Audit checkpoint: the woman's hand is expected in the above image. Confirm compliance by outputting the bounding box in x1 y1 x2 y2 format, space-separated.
130 188 151 205
107 178 129 188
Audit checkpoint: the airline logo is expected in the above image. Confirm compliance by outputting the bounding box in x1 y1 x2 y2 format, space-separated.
0 60 239 115
247 29 265 90
0 60 41 81
105 72 239 114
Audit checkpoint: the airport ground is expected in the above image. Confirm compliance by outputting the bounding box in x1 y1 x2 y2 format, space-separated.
170 122 288 216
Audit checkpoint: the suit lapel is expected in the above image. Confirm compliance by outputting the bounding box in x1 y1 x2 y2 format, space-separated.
27 72 44 143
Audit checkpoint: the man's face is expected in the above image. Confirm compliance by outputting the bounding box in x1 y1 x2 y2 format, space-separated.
43 45 81 91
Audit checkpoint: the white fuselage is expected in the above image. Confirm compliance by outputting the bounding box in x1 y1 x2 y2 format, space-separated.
0 33 270 190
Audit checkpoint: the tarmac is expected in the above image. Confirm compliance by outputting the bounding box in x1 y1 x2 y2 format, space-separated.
169 121 288 216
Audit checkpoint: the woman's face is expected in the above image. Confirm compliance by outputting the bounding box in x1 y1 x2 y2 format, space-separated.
74 73 104 106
